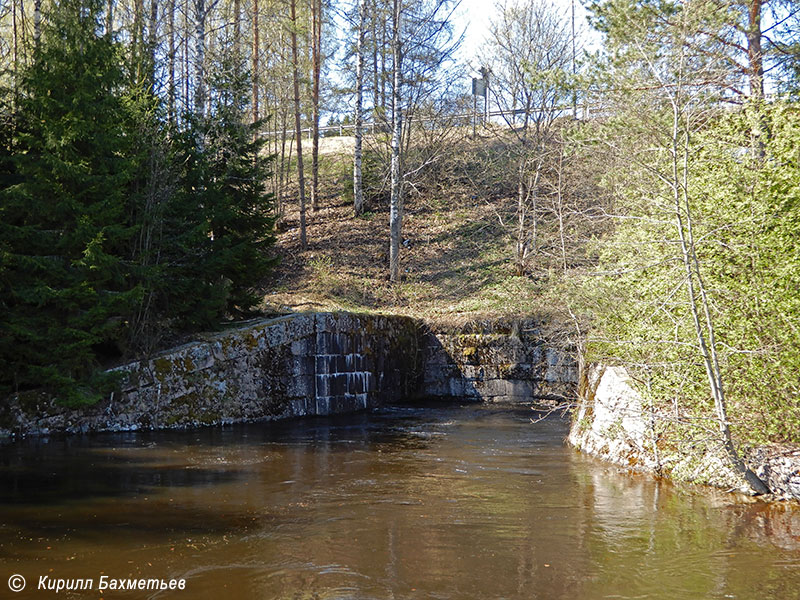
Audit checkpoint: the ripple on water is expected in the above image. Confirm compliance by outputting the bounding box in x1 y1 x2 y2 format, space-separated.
0 404 798 600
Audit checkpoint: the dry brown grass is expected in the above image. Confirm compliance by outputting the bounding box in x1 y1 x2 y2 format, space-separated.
260 138 564 324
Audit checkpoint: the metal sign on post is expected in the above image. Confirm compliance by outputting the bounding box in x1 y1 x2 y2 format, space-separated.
479 67 490 122
472 72 489 137
472 77 487 98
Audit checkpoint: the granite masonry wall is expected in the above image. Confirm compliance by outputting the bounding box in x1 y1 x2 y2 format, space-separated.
0 312 422 436
419 318 579 403
1 313 582 438
569 364 800 501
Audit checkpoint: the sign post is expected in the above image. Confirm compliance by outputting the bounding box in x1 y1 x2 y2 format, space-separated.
473 92 477 137
472 73 488 136
479 67 490 123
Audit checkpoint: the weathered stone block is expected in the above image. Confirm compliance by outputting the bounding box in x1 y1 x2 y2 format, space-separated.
314 354 332 375
314 311 337 333
291 337 314 356
477 379 509 397
290 355 315 377
315 396 331 415
283 314 314 341
288 375 315 398
418 320 577 402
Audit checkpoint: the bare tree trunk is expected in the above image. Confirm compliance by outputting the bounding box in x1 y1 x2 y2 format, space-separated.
388 0 403 283
12 0 18 89
746 0 764 100
290 0 308 250
571 0 576 118
668 91 769 495
168 0 176 121
310 0 322 211
233 0 241 58
194 0 206 118
372 0 380 114
183 2 190 115
133 0 146 84
556 145 568 272
514 113 534 276
252 0 260 123
745 0 766 157
35 0 43 44
400 91 413 155
530 160 540 261
148 0 158 82
515 158 527 275
283 114 294 216
278 109 289 216
353 0 367 217
380 17 387 111
134 0 144 52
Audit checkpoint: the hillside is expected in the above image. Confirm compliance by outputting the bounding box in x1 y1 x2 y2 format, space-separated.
262 136 560 326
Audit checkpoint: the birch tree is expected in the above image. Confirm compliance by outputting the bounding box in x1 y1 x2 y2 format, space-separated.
386 0 461 283
479 0 574 276
353 0 367 216
388 0 403 282
585 0 773 494
194 0 208 117
252 0 260 123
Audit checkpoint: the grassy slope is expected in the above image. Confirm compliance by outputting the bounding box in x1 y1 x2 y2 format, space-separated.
262 135 558 325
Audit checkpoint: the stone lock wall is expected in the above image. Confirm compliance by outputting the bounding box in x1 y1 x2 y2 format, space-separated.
1 312 582 438
419 318 579 403
0 312 422 436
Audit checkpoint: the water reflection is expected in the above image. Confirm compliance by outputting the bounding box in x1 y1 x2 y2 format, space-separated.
0 403 798 600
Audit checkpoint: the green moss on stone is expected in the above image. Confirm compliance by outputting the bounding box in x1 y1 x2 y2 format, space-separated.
153 357 175 381
244 331 260 351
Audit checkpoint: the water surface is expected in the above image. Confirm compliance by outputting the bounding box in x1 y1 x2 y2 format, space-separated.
1 403 799 599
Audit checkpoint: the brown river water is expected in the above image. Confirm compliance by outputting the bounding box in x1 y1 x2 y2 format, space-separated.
1 402 799 599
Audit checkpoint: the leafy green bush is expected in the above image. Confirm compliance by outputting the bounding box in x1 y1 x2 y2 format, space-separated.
584 103 800 444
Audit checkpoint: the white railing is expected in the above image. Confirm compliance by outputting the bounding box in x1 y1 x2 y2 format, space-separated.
261 104 598 139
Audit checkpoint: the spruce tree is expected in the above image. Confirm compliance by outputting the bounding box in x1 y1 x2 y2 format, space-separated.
0 1 277 403
201 61 277 315
166 57 276 329
0 0 140 403
0 84 19 394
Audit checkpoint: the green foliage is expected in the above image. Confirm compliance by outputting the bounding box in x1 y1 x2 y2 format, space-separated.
0 0 141 403
342 147 388 207
166 60 276 330
703 105 800 442
117 77 178 356
579 0 800 449
0 85 19 397
0 0 277 405
584 103 800 444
